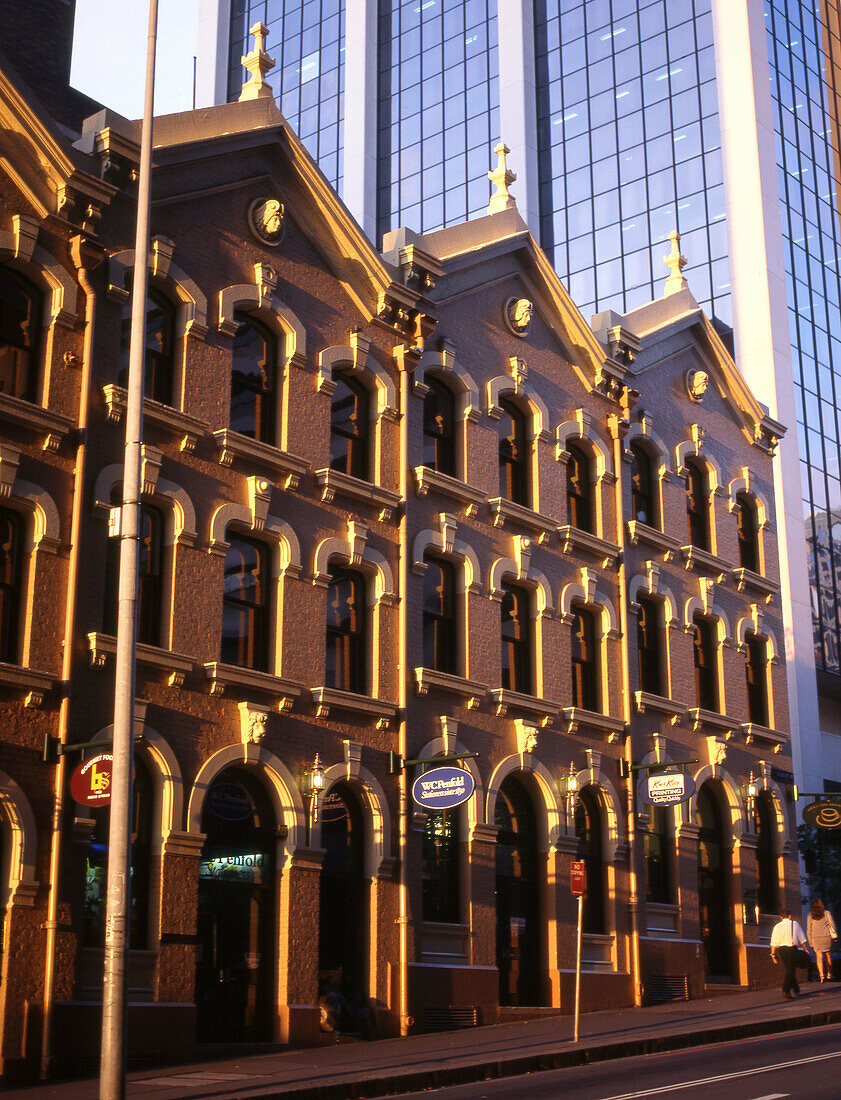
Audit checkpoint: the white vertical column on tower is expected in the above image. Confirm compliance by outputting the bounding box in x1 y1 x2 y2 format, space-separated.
712 0 823 792
343 0 379 241
196 0 232 108
496 0 539 235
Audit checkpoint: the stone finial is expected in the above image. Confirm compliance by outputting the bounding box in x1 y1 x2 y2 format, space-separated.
663 230 688 295
487 142 517 214
239 22 276 102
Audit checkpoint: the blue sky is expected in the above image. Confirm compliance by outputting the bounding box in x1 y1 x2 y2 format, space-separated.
70 0 200 119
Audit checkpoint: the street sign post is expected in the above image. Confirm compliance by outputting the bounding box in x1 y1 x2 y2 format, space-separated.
570 860 585 1042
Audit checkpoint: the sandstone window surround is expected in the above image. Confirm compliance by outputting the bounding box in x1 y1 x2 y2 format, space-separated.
205 500 304 707
488 541 556 723
411 514 486 704
0 454 60 706
315 334 399 515
487 359 552 520
628 568 683 718
413 338 480 484
556 409 616 548
311 520 398 723
735 606 784 748
727 470 779 600
559 568 624 741
92 457 198 666
215 267 310 482
108 239 208 418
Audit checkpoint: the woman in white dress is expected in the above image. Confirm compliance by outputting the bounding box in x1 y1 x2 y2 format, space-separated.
807 897 837 982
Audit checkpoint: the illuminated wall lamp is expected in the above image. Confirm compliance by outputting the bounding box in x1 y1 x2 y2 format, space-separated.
559 761 580 828
740 772 758 825
302 753 326 825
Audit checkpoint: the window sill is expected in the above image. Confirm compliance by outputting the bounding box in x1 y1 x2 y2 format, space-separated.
203 662 303 709
489 688 559 724
0 660 56 707
680 545 733 579
741 722 788 752
559 525 621 565
487 498 558 543
314 468 401 521
646 902 680 936
626 521 681 560
212 430 309 489
0 392 73 452
103 385 207 454
562 707 626 742
633 691 687 723
733 567 780 601
688 707 740 736
412 466 488 517
310 686 398 726
88 632 194 686
413 667 487 708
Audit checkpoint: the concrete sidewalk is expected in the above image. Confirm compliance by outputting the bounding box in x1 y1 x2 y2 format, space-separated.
9 982 841 1100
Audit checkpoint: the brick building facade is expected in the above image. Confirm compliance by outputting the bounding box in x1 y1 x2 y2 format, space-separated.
0 26 798 1083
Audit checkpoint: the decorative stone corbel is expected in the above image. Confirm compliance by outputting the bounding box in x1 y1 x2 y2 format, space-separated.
585 748 601 780
347 519 368 565
439 512 457 556
255 262 279 304
140 445 162 497
344 738 362 780
580 566 597 604
0 445 21 498
151 236 175 279
509 356 528 389
12 214 39 262
691 423 706 453
514 534 532 581
239 701 269 745
705 735 728 767
699 576 715 616
651 731 667 763
750 602 764 636
515 718 538 769
247 476 273 532
645 560 661 595
439 716 458 753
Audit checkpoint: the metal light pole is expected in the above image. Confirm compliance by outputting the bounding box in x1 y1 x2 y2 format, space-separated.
99 2 158 1096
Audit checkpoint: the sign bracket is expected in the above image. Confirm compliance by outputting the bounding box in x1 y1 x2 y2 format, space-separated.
42 733 143 764
618 757 698 779
388 750 479 774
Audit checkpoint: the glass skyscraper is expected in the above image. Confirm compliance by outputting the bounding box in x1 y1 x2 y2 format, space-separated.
198 0 841 784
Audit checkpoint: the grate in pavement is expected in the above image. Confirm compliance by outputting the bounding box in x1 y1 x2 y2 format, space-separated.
138 1071 269 1087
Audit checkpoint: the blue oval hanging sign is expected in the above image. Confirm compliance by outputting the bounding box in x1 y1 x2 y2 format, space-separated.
412 766 475 810
637 770 696 807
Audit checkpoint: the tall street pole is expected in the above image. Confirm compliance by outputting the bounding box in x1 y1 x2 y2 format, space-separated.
99 1 158 1096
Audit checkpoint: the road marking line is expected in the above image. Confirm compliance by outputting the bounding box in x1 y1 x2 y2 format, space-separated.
746 1094 789 1099
597 1050 841 1099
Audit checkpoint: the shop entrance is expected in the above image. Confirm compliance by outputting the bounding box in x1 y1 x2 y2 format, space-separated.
696 782 732 980
495 775 541 1005
197 771 275 1042
318 783 367 1003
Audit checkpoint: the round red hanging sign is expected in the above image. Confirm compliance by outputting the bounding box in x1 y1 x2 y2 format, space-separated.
70 752 114 807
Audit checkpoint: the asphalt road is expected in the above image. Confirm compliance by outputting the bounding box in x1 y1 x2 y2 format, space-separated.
385 1023 841 1100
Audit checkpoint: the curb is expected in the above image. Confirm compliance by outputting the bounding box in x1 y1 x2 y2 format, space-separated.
238 1007 841 1100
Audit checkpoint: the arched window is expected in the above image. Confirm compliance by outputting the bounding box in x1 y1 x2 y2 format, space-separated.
735 492 760 573
0 269 41 402
330 371 369 480
693 614 719 711
630 442 657 527
221 535 269 671
422 807 460 923
644 804 672 904
495 776 540 1006
319 783 366 1000
422 554 456 673
119 287 176 406
85 756 153 949
0 507 23 664
571 605 598 711
755 792 778 915
423 377 455 476
498 397 528 505
685 459 710 550
230 313 276 442
103 494 164 648
575 787 605 934
636 597 662 695
566 443 593 532
326 565 366 693
745 632 769 726
501 582 531 694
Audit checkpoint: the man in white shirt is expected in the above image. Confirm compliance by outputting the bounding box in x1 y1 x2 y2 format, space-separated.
770 909 809 999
